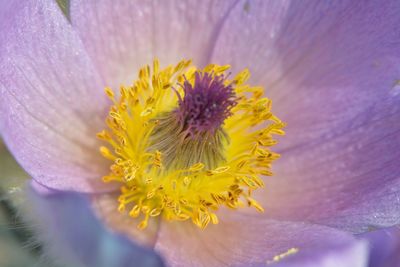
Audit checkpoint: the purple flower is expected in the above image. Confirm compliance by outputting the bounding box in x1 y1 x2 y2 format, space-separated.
1 1 399 267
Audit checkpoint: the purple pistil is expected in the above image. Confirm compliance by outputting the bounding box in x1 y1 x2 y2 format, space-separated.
175 71 237 135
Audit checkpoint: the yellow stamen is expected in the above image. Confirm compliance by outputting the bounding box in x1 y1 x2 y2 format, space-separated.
98 59 285 229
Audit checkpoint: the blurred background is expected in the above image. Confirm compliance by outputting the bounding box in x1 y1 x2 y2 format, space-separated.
0 139 54 267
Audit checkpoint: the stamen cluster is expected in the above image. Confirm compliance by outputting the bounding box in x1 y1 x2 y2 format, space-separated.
98 59 285 230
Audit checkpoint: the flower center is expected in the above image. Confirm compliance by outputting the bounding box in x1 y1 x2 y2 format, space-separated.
148 72 236 170
98 59 285 229
177 72 237 135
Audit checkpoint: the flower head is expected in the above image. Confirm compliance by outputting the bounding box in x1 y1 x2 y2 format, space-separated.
99 59 284 229
1 1 400 267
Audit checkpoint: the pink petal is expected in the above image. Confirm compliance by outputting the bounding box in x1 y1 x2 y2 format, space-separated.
0 1 115 193
91 193 160 248
211 0 291 85
154 211 362 267
212 1 400 231
70 1 239 88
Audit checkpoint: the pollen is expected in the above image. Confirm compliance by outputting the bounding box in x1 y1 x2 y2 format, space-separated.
267 248 299 264
98 59 285 230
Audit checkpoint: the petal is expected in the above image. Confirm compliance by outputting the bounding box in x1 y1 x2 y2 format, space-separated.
213 0 400 231
91 193 161 248
359 227 400 267
28 181 164 267
211 0 291 85
267 239 367 267
70 0 239 88
0 0 115 193
154 211 362 267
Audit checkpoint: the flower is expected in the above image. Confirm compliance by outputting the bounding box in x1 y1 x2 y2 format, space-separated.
0 1 399 267
98 60 285 230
